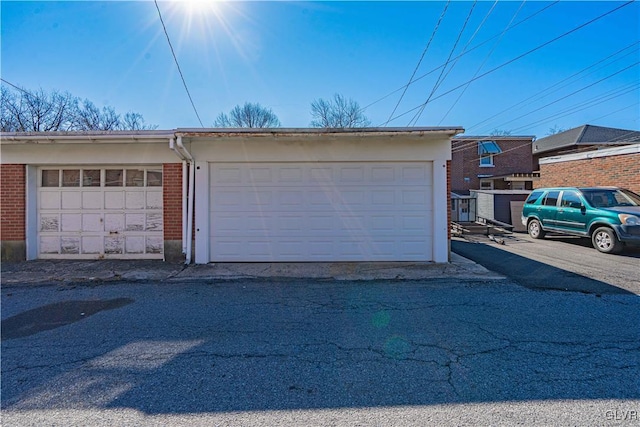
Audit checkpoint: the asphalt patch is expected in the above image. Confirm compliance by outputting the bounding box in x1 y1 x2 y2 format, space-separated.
1 298 134 339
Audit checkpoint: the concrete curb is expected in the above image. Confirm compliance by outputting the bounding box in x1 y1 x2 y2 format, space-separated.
1 257 503 287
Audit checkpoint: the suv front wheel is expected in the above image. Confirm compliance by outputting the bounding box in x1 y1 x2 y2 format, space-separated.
592 227 623 254
528 219 546 239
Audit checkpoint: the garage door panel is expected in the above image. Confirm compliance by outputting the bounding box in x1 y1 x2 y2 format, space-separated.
146 213 163 231
82 214 104 232
40 191 60 210
146 191 163 209
82 236 102 254
61 237 80 254
104 192 124 209
125 191 145 209
40 236 59 254
82 191 103 209
61 213 82 232
40 215 59 232
61 192 81 209
209 162 433 262
38 167 163 259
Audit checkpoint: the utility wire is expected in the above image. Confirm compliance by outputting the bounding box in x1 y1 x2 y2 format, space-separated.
486 61 639 131
588 103 640 126
0 78 30 96
385 0 635 125
438 0 523 125
507 83 639 134
364 1 559 118
408 0 478 126
467 41 640 132
383 0 451 126
154 0 204 127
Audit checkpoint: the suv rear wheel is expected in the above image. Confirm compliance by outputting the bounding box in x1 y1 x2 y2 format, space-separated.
592 227 623 254
528 219 546 239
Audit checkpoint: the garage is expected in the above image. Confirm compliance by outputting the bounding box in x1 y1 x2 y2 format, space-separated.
190 128 459 264
36 166 164 259
1 128 459 263
208 161 433 261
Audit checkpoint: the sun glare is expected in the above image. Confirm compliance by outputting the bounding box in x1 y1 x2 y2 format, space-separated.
179 0 221 16
184 0 216 14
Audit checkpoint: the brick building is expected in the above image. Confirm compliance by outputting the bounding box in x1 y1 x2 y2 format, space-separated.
450 136 536 195
537 144 640 194
533 124 640 170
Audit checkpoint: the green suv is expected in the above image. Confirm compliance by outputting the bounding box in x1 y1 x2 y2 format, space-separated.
521 187 640 254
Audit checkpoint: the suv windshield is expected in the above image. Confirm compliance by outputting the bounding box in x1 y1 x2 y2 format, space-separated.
581 188 640 208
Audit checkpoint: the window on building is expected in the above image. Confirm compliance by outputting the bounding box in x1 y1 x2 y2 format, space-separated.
480 179 493 190
478 140 501 167
480 154 494 166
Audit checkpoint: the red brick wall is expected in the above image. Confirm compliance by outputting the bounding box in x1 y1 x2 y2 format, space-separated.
1 164 26 241
163 163 183 240
537 153 640 194
451 139 533 193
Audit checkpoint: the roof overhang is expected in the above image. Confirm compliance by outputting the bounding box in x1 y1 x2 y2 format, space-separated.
0 130 175 145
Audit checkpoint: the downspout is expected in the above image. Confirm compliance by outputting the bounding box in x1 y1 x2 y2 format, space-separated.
169 136 195 264
181 161 188 255
177 136 195 265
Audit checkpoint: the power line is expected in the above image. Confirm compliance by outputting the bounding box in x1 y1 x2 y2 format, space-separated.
487 61 639 131
408 0 478 126
153 0 204 127
385 0 636 125
467 41 640 132
438 0 523 126
0 78 30 96
507 82 639 134
588 102 640 126
383 0 451 126
364 1 560 119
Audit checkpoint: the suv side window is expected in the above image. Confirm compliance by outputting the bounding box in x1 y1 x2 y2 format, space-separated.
525 190 544 204
543 191 560 206
560 191 583 209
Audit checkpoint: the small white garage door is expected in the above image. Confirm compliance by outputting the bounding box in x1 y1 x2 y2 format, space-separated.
209 162 433 262
37 167 164 259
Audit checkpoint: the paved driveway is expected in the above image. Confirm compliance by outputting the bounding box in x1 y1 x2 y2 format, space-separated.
451 234 640 295
2 275 639 426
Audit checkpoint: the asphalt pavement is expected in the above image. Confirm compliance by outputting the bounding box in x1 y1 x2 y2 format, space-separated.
2 252 639 426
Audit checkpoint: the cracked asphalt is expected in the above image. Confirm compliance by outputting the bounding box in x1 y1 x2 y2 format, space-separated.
2 277 639 426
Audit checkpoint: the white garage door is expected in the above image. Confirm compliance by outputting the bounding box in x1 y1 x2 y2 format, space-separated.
209 162 433 262
37 167 164 259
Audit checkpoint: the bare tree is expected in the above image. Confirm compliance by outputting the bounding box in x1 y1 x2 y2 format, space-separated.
121 112 157 130
214 102 281 128
490 129 513 136
1 86 76 132
547 125 565 136
1 84 156 132
310 94 370 128
73 100 121 131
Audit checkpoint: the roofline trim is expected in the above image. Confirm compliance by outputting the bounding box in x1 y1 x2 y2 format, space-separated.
539 143 640 164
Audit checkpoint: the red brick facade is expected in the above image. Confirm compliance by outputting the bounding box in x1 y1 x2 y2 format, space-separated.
162 163 183 241
450 138 534 193
0 164 26 241
537 152 640 194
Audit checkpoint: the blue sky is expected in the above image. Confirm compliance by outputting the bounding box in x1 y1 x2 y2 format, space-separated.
1 1 639 137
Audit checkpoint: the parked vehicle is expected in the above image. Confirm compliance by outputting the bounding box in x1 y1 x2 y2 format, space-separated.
521 187 640 254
